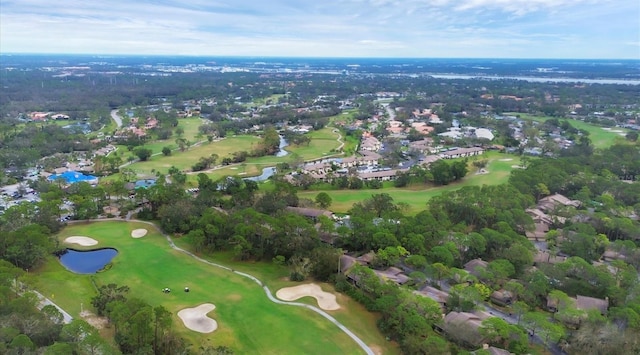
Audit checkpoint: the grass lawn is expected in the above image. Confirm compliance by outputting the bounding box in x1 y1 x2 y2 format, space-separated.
506 112 629 149
34 221 382 354
298 152 522 215
124 135 261 175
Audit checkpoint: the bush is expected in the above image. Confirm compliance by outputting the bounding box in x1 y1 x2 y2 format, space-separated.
289 271 306 282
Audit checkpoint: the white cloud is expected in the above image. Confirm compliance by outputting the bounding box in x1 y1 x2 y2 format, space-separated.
0 0 638 58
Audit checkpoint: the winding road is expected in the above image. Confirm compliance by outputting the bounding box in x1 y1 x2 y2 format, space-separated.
67 219 376 355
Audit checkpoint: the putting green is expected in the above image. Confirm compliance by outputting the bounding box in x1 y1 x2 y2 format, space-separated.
43 221 366 354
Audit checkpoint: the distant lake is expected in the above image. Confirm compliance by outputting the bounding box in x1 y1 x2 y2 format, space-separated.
59 248 118 274
429 74 640 85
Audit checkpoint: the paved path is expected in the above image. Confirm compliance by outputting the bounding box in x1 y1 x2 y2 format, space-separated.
69 219 375 355
32 289 74 324
110 109 123 128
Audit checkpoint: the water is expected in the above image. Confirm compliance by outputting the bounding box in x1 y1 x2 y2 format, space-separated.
429 74 640 85
244 135 286 182
276 135 289 157
59 248 118 274
244 167 277 182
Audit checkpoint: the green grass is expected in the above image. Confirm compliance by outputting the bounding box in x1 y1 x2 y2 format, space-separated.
287 127 343 160
33 221 387 354
124 135 261 175
507 112 629 149
298 152 522 215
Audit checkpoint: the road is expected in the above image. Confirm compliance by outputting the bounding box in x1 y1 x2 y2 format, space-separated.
110 109 123 128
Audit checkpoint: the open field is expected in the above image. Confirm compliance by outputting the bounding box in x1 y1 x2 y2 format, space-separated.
507 112 629 149
298 152 522 214
33 221 387 354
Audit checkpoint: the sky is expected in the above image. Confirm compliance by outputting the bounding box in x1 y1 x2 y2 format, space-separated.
1 0 639 59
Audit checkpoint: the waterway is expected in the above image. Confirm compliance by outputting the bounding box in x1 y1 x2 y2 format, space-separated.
276 135 289 157
244 135 288 182
429 74 640 85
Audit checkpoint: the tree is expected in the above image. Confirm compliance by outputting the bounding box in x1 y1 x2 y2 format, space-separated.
315 192 332 209
480 317 528 352
133 147 152 161
429 262 450 288
472 159 489 172
161 146 172 156
91 283 129 317
175 138 188 152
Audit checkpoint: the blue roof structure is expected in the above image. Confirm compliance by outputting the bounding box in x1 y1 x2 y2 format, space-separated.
48 171 98 184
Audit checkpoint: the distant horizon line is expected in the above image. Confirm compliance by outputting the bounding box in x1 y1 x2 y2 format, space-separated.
1 52 639 61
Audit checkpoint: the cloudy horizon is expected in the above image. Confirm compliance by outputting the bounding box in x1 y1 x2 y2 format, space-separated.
1 0 639 59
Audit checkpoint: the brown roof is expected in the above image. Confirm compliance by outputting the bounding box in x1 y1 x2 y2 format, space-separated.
414 286 449 305
444 311 493 346
441 147 484 157
576 295 609 314
339 255 357 272
285 206 333 219
490 290 514 303
533 251 566 265
356 251 375 264
464 259 489 276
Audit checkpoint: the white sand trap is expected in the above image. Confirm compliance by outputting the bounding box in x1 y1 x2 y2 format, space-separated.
178 304 217 333
499 158 513 161
276 283 340 310
64 236 98 246
131 229 148 238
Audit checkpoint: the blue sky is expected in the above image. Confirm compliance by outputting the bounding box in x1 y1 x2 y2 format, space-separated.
1 0 639 59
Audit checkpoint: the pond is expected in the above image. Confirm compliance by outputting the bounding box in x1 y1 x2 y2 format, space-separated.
59 248 118 274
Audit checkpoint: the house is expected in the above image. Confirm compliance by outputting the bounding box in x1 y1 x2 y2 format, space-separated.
285 206 333 222
360 136 381 151
339 255 357 273
490 289 514 306
538 194 581 212
440 147 485 159
414 286 449 311
441 311 494 347
359 169 405 182
464 259 489 278
533 250 566 265
525 222 549 241
576 295 609 315
373 267 412 285
356 251 376 266
602 249 626 262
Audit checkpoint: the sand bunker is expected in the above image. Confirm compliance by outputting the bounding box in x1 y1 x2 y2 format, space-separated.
178 304 217 333
276 283 340 310
499 158 513 161
64 236 98 246
131 229 148 238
